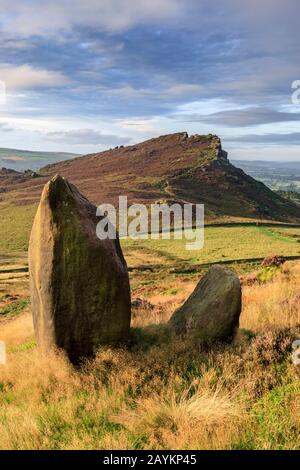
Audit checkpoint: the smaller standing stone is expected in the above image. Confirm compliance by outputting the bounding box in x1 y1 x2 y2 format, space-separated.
169 266 241 343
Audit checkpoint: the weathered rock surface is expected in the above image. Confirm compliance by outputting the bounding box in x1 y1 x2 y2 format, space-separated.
169 266 241 342
29 175 131 363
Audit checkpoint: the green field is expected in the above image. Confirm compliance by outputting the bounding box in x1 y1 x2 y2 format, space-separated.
0 204 37 254
121 224 300 291
122 224 300 268
1 203 300 272
2 202 300 297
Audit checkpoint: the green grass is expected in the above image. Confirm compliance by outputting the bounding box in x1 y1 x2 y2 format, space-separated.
234 381 300 450
1 328 299 450
1 203 300 266
0 204 37 253
0 299 30 318
122 225 300 268
256 266 281 283
2 202 300 295
120 224 300 291
8 340 36 353
256 225 298 243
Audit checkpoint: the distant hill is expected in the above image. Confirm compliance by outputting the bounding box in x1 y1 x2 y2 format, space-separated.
233 159 300 193
1 133 300 223
0 147 80 172
275 190 300 205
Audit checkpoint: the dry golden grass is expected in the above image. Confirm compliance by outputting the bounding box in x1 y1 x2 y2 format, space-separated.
115 384 242 450
241 262 300 331
0 311 33 346
0 343 247 450
0 261 299 450
131 282 195 328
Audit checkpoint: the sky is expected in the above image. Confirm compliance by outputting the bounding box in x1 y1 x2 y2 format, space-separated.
0 0 299 168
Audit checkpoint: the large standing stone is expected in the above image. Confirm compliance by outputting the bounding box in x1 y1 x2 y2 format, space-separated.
169 266 241 342
29 175 131 363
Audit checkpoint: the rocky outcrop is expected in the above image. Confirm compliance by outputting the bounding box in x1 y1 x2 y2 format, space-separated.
29 175 131 364
169 266 241 343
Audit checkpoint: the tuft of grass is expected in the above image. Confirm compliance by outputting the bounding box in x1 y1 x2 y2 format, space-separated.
114 388 242 450
8 340 36 353
0 299 30 318
234 383 300 450
256 266 280 283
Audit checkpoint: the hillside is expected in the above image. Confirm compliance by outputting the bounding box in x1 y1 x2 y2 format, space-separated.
1 132 300 223
0 147 79 172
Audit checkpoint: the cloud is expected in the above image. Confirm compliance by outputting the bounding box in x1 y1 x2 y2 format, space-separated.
224 132 300 145
0 1 298 114
0 64 68 90
0 0 299 156
86 82 205 101
166 84 205 96
0 0 182 36
0 122 13 131
1 38 33 50
174 108 300 127
46 128 132 146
